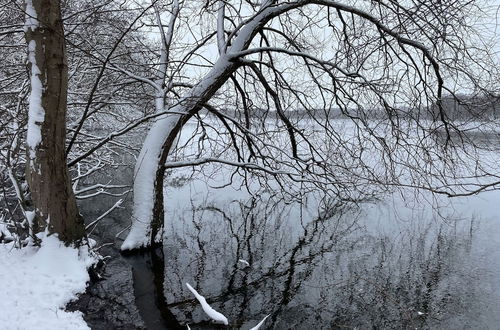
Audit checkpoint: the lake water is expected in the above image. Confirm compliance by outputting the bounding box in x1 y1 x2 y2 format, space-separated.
155 170 500 329
80 123 500 329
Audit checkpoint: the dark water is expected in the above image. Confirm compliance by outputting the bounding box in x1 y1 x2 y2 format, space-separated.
124 249 184 330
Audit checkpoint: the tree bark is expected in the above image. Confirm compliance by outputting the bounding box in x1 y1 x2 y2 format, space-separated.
24 0 84 244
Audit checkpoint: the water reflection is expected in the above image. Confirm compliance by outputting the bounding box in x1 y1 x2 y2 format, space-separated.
73 127 500 329
160 191 479 329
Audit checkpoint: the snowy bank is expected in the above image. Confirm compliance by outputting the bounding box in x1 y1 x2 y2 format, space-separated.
0 235 96 330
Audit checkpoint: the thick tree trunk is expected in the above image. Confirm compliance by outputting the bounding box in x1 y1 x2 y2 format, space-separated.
24 0 84 244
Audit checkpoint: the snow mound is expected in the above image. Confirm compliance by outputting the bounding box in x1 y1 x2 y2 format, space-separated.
0 235 96 329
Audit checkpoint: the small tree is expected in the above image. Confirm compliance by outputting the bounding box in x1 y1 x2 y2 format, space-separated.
24 0 84 244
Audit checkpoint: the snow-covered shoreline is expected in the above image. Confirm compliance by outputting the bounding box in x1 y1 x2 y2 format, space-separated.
0 235 96 330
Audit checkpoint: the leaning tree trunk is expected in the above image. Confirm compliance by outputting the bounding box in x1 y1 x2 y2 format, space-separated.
121 58 239 251
24 0 84 244
121 63 236 251
120 113 184 251
121 3 284 251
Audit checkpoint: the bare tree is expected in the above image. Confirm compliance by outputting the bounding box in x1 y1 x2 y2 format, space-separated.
0 0 29 244
1 0 158 243
113 0 500 251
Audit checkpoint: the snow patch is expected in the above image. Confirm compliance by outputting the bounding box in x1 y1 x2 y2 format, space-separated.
26 210 36 237
24 0 44 159
0 235 97 329
238 259 250 268
26 39 44 159
0 218 13 242
24 0 38 32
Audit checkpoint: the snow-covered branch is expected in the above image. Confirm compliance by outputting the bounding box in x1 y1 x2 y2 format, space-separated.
164 157 291 177
75 183 129 195
85 198 123 233
217 1 226 55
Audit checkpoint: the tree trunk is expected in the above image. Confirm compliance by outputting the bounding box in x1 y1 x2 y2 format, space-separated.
122 3 281 251
24 0 84 244
121 113 183 251
121 59 238 251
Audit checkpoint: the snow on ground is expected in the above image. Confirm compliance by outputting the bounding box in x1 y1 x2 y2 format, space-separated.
0 235 96 330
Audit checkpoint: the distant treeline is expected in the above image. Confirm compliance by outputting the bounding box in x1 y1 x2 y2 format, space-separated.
432 94 500 121
206 94 500 122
